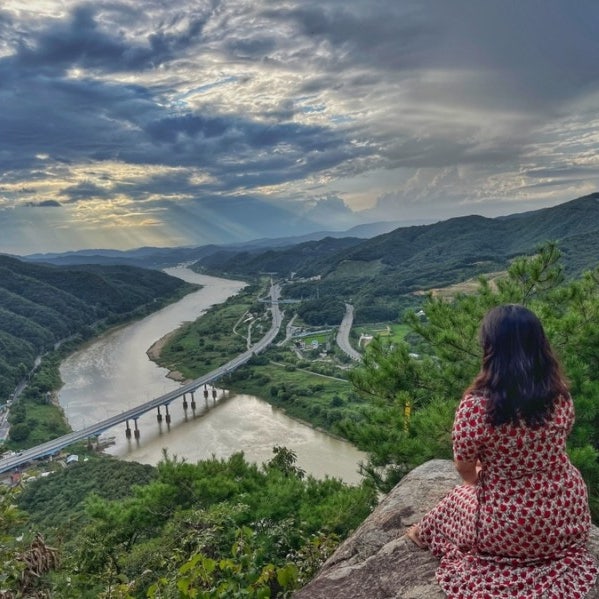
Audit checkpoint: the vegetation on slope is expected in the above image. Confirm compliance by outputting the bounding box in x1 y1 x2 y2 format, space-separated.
3 450 376 597
194 193 599 324
0 255 194 404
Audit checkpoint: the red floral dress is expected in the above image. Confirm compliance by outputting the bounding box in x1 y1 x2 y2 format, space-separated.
418 393 598 598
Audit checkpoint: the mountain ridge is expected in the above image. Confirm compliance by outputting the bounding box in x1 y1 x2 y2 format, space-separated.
0 256 191 402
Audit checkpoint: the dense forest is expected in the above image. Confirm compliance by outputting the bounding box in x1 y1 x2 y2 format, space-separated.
0 256 193 403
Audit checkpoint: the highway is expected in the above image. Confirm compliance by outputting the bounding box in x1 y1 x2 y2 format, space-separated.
0 283 282 475
336 303 362 361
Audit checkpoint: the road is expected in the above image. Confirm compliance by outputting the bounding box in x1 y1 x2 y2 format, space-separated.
0 283 283 475
336 303 362 361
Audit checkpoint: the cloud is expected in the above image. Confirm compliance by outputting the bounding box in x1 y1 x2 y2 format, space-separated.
59 181 113 202
1 0 599 254
25 199 62 207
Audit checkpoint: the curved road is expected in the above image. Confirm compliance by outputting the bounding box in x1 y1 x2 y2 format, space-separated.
0 283 282 475
336 303 362 361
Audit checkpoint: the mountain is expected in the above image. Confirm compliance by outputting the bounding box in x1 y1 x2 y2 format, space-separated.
197 237 364 276
193 193 599 322
19 194 599 325
0 256 191 400
21 220 407 269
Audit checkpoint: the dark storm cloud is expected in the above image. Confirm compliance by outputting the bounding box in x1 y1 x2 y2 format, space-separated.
0 73 154 170
12 4 211 74
3 0 595 180
0 1 361 199
59 181 113 202
261 1 432 71
271 0 599 114
0 67 353 195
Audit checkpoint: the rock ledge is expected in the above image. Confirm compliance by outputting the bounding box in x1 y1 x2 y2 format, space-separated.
293 459 599 599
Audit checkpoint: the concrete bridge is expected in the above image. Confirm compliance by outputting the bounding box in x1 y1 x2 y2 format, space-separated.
0 283 282 475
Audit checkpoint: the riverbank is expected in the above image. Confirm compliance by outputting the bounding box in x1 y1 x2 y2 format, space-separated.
2 281 199 451
4 268 367 487
146 330 191 382
148 280 370 453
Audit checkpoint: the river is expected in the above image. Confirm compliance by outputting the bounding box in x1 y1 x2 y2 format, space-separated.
58 266 366 484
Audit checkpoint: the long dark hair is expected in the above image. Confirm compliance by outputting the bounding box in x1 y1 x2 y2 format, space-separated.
468 304 569 427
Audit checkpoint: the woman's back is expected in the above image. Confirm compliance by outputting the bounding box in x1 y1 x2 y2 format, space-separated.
473 393 572 480
414 305 597 597
453 393 590 561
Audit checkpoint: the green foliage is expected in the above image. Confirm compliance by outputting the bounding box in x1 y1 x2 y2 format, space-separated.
0 255 192 401
267 446 306 479
349 243 599 519
18 458 157 535
295 297 345 326
147 527 299 598
14 451 375 597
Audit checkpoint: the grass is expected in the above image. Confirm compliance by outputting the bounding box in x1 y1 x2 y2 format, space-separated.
413 270 506 300
157 281 270 379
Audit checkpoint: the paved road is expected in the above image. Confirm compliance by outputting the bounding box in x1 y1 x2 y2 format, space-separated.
336 303 362 362
0 283 283 475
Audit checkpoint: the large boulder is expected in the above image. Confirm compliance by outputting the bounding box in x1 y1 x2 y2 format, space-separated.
293 459 599 599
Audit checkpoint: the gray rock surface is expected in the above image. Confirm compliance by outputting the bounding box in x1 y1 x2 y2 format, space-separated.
293 459 599 599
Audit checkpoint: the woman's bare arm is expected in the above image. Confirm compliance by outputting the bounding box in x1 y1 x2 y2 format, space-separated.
455 459 479 485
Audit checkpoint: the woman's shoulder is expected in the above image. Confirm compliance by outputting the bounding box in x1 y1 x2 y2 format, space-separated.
456 392 488 419
552 392 574 417
461 391 488 408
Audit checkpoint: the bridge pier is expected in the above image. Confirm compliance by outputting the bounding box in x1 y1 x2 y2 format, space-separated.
165 403 171 424
212 387 217 402
203 384 209 403
133 418 140 440
157 406 163 423
191 391 196 411
125 420 132 439
183 393 188 410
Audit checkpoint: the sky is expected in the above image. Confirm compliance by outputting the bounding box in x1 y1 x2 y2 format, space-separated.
1 0 599 255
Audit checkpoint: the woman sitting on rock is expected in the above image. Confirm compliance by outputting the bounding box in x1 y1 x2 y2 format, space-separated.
407 304 597 598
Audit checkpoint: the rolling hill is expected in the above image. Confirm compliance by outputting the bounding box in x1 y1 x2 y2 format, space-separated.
193 193 599 323
0 256 192 401
16 193 599 326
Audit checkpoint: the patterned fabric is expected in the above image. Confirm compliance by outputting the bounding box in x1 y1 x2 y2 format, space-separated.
418 393 598 598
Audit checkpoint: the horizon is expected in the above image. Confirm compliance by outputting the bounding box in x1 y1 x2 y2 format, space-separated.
2 1 599 255
12 191 598 259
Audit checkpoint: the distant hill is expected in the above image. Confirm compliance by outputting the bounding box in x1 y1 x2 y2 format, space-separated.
193 193 599 323
197 237 364 277
0 256 191 401
21 220 407 269
19 194 599 325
